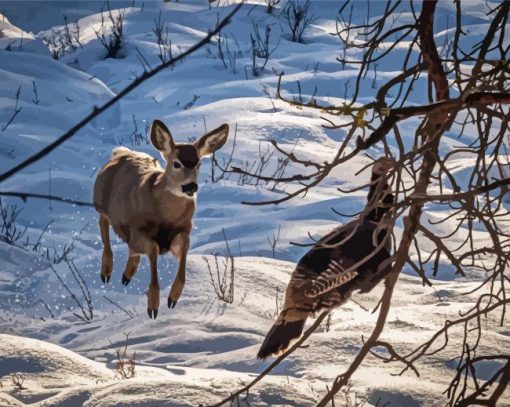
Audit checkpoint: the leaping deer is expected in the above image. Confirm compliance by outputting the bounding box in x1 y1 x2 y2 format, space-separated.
93 119 229 318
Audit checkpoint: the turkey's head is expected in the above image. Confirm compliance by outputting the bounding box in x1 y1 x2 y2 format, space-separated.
372 157 395 176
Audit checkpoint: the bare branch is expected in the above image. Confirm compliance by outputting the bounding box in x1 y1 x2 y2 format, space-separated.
0 3 244 184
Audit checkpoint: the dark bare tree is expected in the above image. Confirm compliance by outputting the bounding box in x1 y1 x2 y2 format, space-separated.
211 0 510 405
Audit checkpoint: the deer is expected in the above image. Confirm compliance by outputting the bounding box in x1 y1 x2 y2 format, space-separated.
93 119 229 318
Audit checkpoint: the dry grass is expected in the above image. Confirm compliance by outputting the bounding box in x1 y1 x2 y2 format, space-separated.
115 332 136 380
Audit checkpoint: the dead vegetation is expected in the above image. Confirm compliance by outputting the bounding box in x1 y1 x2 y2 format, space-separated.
152 10 173 64
10 374 26 391
115 332 136 379
250 21 279 77
283 0 315 43
267 225 281 258
203 228 236 304
215 30 242 74
49 254 93 323
265 287 283 320
94 2 125 59
0 198 26 245
43 14 82 59
265 0 281 14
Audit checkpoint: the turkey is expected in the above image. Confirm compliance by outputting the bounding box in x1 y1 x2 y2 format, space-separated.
257 157 395 359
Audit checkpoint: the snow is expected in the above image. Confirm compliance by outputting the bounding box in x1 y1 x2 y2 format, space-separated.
0 333 318 406
1 254 507 405
0 1 508 406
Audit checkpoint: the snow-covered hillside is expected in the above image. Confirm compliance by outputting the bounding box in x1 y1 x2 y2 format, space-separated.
0 1 508 406
0 255 507 406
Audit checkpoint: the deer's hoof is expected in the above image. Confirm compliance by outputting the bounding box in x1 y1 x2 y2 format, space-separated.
147 308 158 319
147 285 159 318
122 274 131 286
101 274 110 284
168 298 178 309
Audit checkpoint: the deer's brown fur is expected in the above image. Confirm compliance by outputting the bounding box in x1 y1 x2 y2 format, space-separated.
93 119 229 318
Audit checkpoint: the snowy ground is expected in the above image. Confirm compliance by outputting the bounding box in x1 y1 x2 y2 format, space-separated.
0 1 508 406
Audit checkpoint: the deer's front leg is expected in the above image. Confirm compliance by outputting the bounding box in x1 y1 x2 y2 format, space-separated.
168 232 189 309
145 240 160 319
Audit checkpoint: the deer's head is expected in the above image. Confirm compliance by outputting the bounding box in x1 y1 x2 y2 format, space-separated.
150 119 229 198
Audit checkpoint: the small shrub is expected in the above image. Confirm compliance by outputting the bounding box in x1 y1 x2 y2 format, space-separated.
43 15 82 59
204 228 235 304
265 287 283 319
115 332 136 379
0 199 26 245
216 31 242 74
283 0 315 43
250 21 279 76
153 11 173 63
94 2 125 59
11 374 26 391
130 114 149 146
265 0 281 14
267 225 281 258
49 254 93 322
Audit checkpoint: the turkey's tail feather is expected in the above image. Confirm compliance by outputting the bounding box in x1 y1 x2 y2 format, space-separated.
257 313 307 359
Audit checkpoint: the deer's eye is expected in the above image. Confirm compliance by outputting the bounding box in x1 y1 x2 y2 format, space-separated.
173 161 182 169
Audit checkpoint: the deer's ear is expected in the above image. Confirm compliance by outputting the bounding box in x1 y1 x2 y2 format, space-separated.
150 119 175 156
195 124 229 158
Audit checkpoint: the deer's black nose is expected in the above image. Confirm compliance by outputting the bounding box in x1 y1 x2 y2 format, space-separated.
182 182 198 196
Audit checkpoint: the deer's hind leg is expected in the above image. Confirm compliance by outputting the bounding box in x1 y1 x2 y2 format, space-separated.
121 249 141 286
125 234 160 319
99 214 113 284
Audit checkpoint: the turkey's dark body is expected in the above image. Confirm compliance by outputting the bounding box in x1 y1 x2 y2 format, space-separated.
257 158 396 359
288 219 392 313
